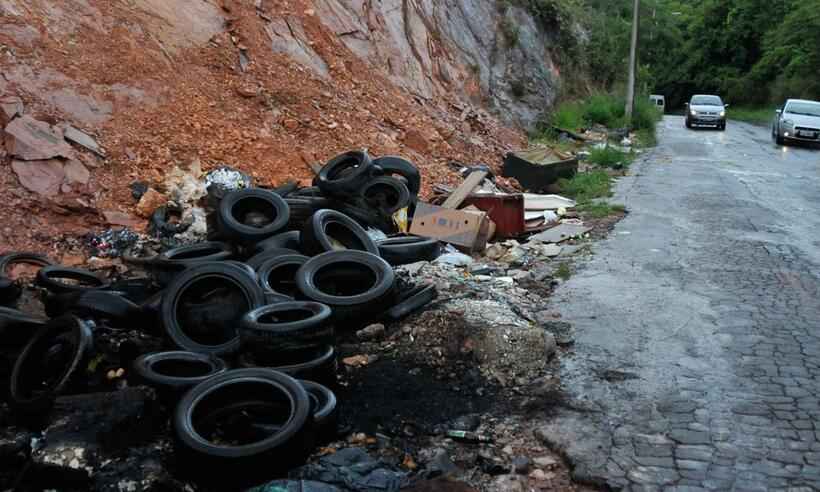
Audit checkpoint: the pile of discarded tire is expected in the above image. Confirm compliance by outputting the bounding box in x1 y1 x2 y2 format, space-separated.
0 151 442 489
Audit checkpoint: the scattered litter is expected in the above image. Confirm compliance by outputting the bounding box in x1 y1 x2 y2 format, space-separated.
86 228 140 258
529 224 591 244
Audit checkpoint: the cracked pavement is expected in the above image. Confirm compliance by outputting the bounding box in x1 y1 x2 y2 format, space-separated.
539 116 820 490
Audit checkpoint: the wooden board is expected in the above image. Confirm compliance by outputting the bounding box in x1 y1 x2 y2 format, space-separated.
441 170 488 209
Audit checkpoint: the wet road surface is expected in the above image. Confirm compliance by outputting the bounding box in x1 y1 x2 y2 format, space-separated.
540 116 820 490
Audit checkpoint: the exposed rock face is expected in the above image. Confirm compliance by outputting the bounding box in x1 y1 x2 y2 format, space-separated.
313 0 560 129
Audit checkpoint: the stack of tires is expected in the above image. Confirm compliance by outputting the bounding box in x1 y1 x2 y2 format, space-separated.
0 150 442 490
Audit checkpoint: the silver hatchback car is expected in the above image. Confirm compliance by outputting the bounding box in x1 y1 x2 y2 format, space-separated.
772 99 820 145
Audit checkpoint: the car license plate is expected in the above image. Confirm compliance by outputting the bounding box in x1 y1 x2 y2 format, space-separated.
798 130 816 138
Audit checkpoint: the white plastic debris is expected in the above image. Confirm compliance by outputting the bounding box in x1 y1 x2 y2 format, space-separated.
435 252 474 266
366 228 388 241
204 166 251 191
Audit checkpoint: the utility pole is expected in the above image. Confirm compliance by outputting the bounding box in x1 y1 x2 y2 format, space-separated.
625 0 640 128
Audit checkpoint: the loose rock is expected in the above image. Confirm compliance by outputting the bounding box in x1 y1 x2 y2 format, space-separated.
357 323 386 341
4 115 74 160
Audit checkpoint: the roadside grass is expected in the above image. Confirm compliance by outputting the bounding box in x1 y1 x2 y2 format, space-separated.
588 145 633 169
576 201 626 218
549 93 662 147
555 262 572 281
552 101 585 130
635 127 657 147
729 106 775 125
559 170 627 219
558 170 612 202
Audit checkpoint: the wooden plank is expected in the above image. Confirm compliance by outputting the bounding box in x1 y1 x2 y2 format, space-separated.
441 170 488 209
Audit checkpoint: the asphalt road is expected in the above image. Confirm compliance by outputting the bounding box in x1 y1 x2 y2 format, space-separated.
539 116 820 490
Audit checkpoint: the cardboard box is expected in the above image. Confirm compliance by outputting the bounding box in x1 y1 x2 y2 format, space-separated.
410 202 491 252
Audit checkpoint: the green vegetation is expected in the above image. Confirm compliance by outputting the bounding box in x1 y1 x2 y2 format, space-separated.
500 16 521 47
558 171 612 202
549 93 661 136
728 107 776 125
559 171 626 218
645 1 820 108
505 0 819 116
555 262 572 281
588 146 633 169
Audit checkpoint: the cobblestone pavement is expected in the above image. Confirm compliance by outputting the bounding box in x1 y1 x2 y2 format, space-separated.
539 117 820 491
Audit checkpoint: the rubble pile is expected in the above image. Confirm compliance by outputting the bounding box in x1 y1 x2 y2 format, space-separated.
0 151 452 491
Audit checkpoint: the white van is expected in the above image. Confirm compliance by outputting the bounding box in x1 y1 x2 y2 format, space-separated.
650 95 665 113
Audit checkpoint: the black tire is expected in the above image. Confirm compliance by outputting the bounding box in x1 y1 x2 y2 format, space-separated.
224 261 258 281
237 345 337 387
300 380 338 443
173 368 314 486
44 290 143 324
0 252 53 287
299 210 379 257
253 231 302 254
106 277 160 305
264 292 293 305
377 236 442 265
719 123 726 131
162 263 266 356
360 177 411 215
289 186 324 198
316 151 374 196
285 197 334 231
217 188 290 243
776 133 785 145
240 302 333 355
10 316 93 415
151 204 191 236
685 119 691 129
385 284 437 321
0 277 20 305
296 251 394 324
0 307 47 346
159 242 234 265
132 351 228 403
332 200 396 233
0 249 51 305
257 254 309 298
246 248 301 271
36 266 109 294
153 242 234 285
372 156 421 196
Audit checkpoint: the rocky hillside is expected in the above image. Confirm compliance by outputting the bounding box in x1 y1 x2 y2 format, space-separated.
0 0 561 253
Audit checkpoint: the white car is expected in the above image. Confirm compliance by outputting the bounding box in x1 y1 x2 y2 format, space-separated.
772 99 820 145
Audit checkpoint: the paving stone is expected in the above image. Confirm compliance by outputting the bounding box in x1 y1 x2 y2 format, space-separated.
626 466 680 485
670 430 711 445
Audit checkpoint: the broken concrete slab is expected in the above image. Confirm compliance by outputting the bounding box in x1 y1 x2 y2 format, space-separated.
4 115 74 160
60 124 105 157
11 159 66 196
0 95 24 127
523 193 576 211
529 223 591 244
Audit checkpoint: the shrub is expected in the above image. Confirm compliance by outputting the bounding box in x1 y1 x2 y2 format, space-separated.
551 101 584 129
582 93 624 127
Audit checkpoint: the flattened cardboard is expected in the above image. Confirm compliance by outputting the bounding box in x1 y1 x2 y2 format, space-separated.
410 202 490 252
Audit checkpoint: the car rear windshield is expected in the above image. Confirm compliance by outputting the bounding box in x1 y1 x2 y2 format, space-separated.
691 96 723 106
785 102 820 117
